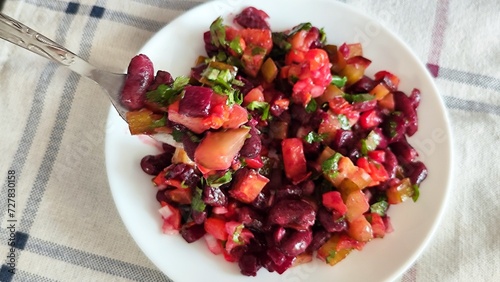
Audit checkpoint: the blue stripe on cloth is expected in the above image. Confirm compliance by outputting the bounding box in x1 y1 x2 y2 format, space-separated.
0 5 77 224
90 5 106 18
438 67 500 92
14 232 29 250
65 2 80 14
24 236 171 281
0 265 56 282
131 0 202 10
444 96 500 115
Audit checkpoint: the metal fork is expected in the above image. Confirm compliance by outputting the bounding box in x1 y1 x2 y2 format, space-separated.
0 12 129 120
0 12 181 147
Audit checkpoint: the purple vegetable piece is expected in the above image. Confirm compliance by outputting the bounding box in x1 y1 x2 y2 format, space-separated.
234 7 270 30
203 185 228 207
347 75 376 93
240 126 262 158
239 253 261 277
332 129 354 150
191 210 207 225
179 86 213 117
121 54 154 110
203 31 219 57
317 207 347 233
383 148 399 179
390 140 418 164
148 70 174 91
353 99 377 112
275 185 303 200
404 161 428 185
382 112 408 143
410 88 421 109
238 206 265 231
307 228 331 252
164 163 200 189
393 91 418 136
268 199 316 230
180 223 206 243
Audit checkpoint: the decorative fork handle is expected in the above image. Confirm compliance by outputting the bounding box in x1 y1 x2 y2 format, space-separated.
0 12 95 76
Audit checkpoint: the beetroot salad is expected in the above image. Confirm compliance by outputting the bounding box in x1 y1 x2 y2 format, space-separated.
119 6 428 277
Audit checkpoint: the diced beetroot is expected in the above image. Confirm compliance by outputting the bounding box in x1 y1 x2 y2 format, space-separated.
404 161 428 185
359 108 382 129
178 86 213 117
268 199 316 230
390 140 418 164
410 88 421 109
317 207 347 233
121 54 154 111
238 253 261 277
374 70 400 91
393 91 418 136
307 228 331 252
279 230 312 257
234 7 270 30
181 223 206 243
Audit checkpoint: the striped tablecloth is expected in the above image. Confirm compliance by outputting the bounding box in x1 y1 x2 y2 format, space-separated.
0 0 498 281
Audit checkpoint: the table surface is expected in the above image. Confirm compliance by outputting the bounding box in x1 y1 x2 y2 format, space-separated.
0 0 499 281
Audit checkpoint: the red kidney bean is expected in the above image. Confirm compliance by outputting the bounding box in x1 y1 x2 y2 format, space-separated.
268 199 316 230
306 228 332 252
238 253 261 277
404 161 428 185
234 7 270 30
120 54 154 110
140 152 173 175
383 148 399 179
317 207 347 233
240 126 262 158
147 70 173 91
409 88 421 109
279 229 312 256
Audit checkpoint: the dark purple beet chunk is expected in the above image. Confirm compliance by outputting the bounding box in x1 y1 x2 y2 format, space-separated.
317 207 347 232
203 185 228 207
180 223 206 243
238 253 261 277
191 210 207 225
203 31 219 57
332 129 354 150
267 246 287 266
238 206 264 231
410 88 421 109
393 91 418 136
307 228 331 252
148 70 174 91
275 185 302 200
164 163 200 189
273 255 295 274
179 86 213 117
162 143 176 154
382 112 408 143
353 99 377 112
404 161 428 185
390 140 418 164
234 7 270 30
240 126 262 158
383 149 399 179
181 132 198 161
346 75 376 93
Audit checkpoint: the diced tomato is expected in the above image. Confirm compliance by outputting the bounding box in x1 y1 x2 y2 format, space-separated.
359 108 382 129
222 104 248 129
305 49 330 71
230 169 269 203
285 49 306 65
243 87 265 106
367 213 386 238
239 28 273 53
367 150 386 164
336 233 366 251
347 215 373 242
281 138 310 184
194 127 250 170
322 191 347 215
244 156 264 169
152 171 167 189
357 157 389 185
204 217 228 241
241 47 266 77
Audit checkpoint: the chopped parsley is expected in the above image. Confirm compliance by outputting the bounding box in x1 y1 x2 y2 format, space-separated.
305 99 318 113
191 187 206 212
209 17 226 47
338 114 350 130
370 200 389 216
207 171 233 187
288 22 312 37
150 115 166 128
146 76 189 105
326 250 337 264
304 131 326 143
322 152 343 178
343 93 375 103
229 36 243 55
331 75 347 88
232 223 245 244
412 184 420 202
247 101 270 121
361 130 382 155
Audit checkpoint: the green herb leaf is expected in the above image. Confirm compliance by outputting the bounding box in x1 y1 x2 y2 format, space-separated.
150 115 166 128
289 22 312 37
326 250 337 264
343 93 375 103
271 32 292 52
232 223 245 244
305 99 318 113
247 101 270 121
191 187 206 212
370 200 389 216
229 36 243 55
210 17 226 47
361 130 382 155
171 128 184 142
412 185 420 202
146 76 189 105
207 171 233 187
319 28 327 45
331 75 347 88
338 114 350 130
304 131 326 143
251 46 267 56
322 152 343 178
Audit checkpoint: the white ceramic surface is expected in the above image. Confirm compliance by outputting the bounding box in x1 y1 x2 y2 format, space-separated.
105 0 453 281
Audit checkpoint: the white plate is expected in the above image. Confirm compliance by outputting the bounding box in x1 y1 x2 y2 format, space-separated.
105 0 453 281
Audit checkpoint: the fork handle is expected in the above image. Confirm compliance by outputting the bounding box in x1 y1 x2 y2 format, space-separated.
0 12 95 76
